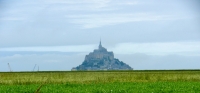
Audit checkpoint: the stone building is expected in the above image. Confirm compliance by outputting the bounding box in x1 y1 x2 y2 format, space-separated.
71 40 133 71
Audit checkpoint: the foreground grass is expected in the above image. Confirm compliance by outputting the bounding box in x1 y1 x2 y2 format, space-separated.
0 82 200 93
0 70 200 84
0 70 200 92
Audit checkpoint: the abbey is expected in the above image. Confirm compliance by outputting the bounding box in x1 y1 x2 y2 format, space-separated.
72 40 133 70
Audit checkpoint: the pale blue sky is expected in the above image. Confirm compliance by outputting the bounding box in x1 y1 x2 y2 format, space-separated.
0 0 200 71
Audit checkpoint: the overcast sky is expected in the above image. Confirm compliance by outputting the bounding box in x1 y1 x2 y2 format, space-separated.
0 0 200 71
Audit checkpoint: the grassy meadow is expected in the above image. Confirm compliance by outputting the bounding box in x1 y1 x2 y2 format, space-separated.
0 70 200 92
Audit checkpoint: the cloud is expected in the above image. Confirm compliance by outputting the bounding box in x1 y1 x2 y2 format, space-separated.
0 17 25 21
0 45 96 52
111 41 200 56
43 0 140 12
66 13 184 29
1 41 200 56
1 0 191 29
43 0 112 11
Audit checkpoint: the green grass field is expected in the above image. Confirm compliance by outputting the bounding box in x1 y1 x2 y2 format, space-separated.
0 70 200 93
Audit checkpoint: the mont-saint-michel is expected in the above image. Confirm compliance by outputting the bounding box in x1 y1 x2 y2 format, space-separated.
72 41 133 71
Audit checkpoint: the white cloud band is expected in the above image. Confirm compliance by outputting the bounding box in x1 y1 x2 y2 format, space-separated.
111 41 200 56
1 42 200 56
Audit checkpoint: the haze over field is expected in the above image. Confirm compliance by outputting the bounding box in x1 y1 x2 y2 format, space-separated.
0 0 200 71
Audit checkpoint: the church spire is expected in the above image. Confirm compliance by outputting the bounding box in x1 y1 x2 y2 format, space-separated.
99 38 102 49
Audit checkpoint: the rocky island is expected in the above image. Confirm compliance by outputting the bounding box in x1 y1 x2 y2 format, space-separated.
72 41 133 71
